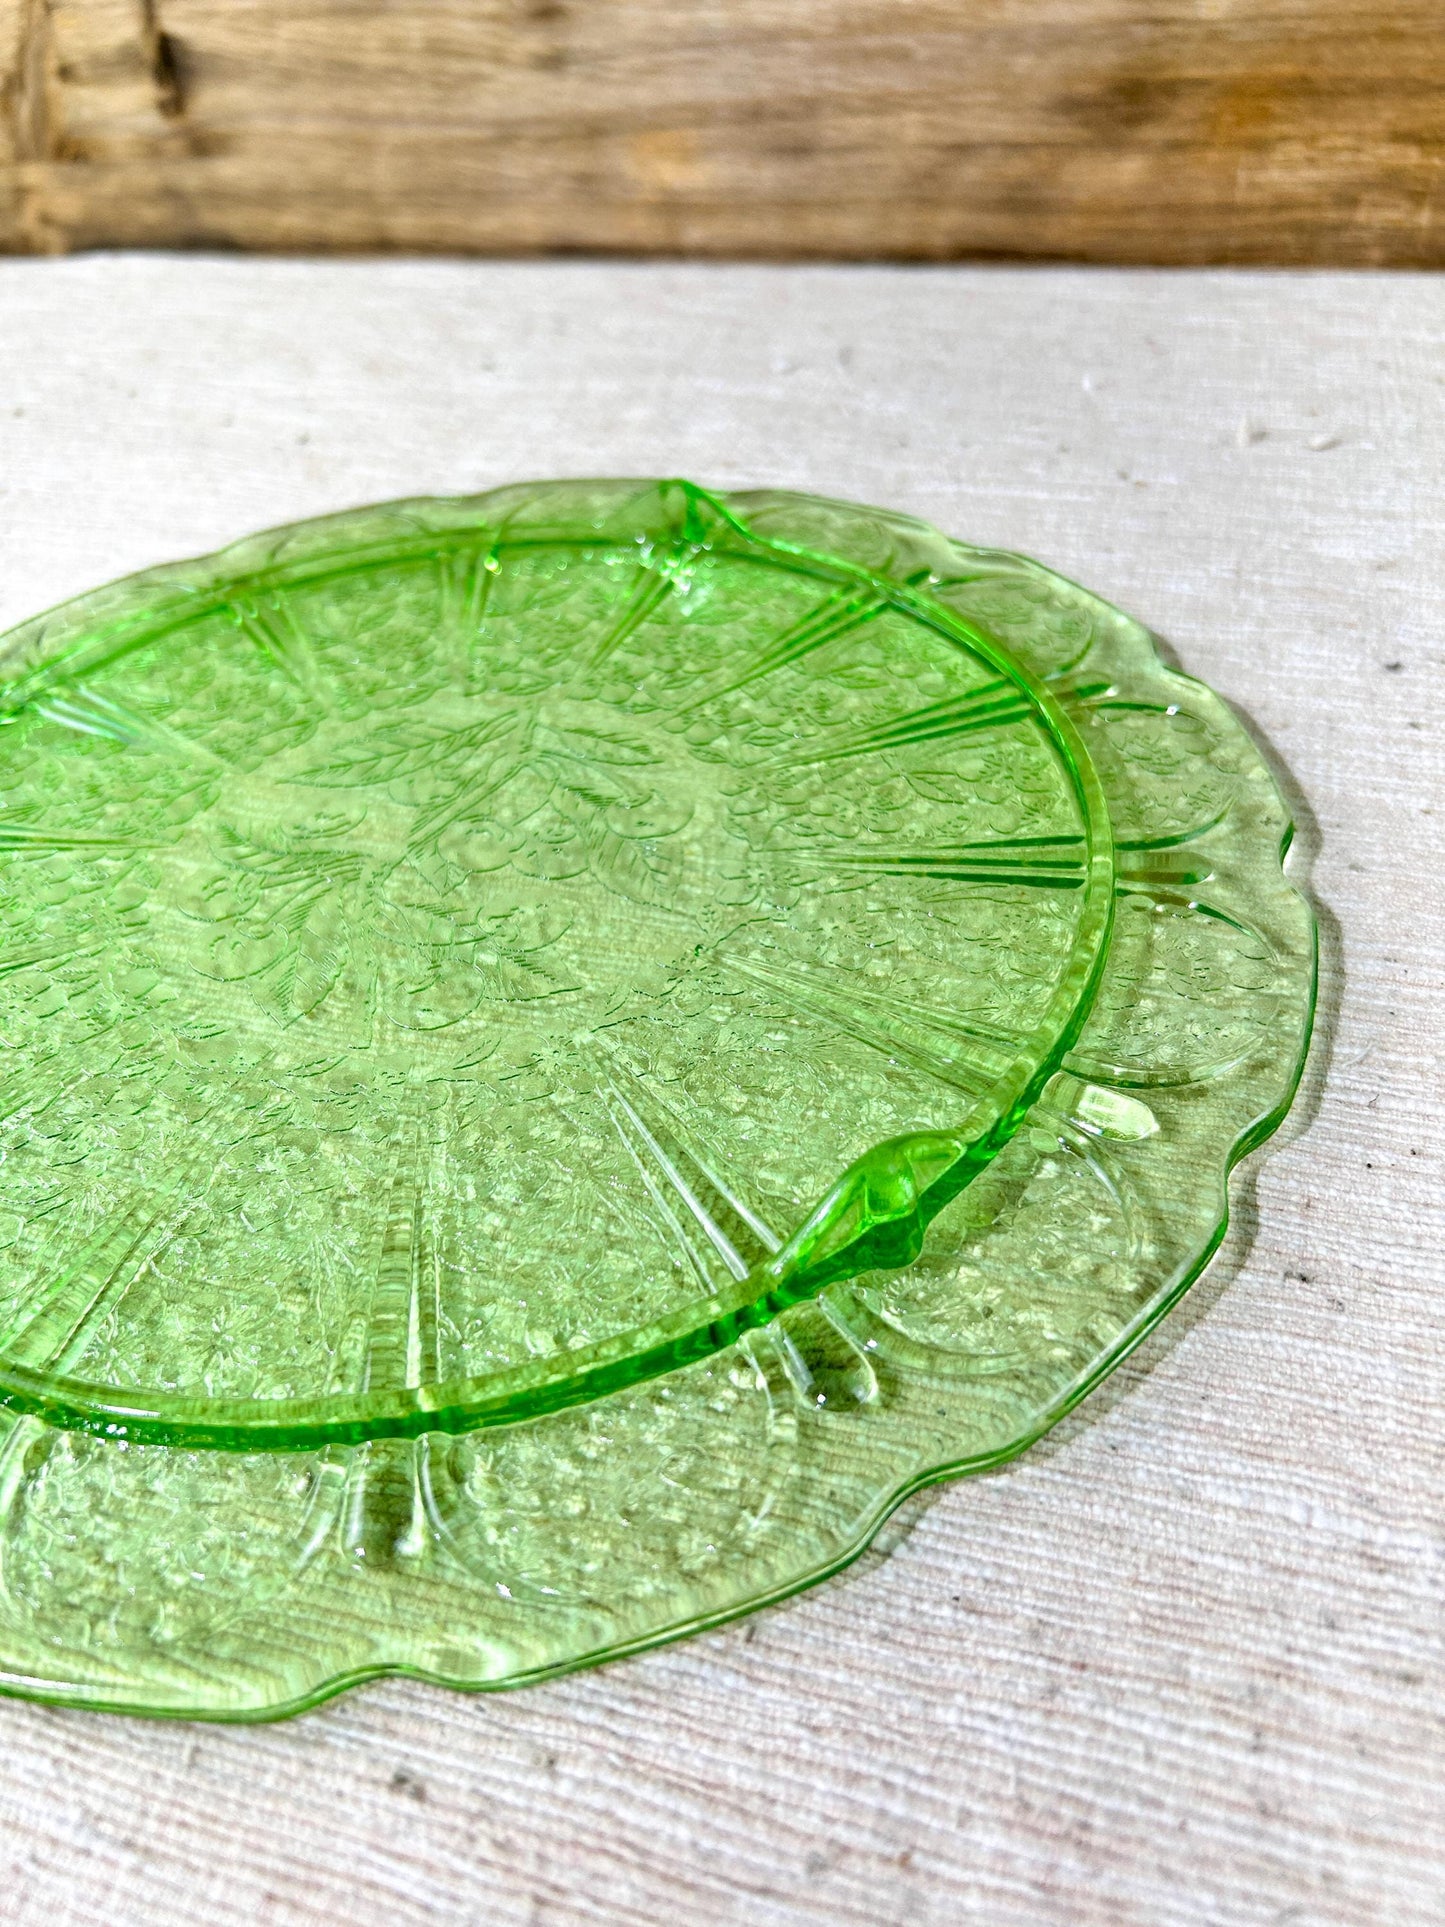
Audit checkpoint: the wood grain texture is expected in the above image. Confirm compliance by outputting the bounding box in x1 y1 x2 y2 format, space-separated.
0 256 1439 1924
0 1 1442 263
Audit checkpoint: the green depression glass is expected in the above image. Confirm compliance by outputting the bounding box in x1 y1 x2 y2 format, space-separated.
0 483 1315 1718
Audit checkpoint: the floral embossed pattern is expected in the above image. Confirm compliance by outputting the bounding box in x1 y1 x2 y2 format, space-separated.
0 483 1314 1718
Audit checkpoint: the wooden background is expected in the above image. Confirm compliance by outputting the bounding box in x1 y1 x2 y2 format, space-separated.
0 0 1442 263
0 254 1438 1924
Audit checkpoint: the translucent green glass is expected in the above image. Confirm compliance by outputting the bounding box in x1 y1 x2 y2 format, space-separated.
0 483 1315 1718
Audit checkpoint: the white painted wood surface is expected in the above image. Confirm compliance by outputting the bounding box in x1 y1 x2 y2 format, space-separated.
0 258 1439 1926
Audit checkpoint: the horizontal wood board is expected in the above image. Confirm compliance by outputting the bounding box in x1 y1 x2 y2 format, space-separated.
0 1 1442 263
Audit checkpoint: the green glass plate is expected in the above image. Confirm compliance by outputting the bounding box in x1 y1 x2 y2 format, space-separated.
0 485 1314 1718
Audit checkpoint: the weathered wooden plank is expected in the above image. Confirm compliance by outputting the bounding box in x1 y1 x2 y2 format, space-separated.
0 0 1441 262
